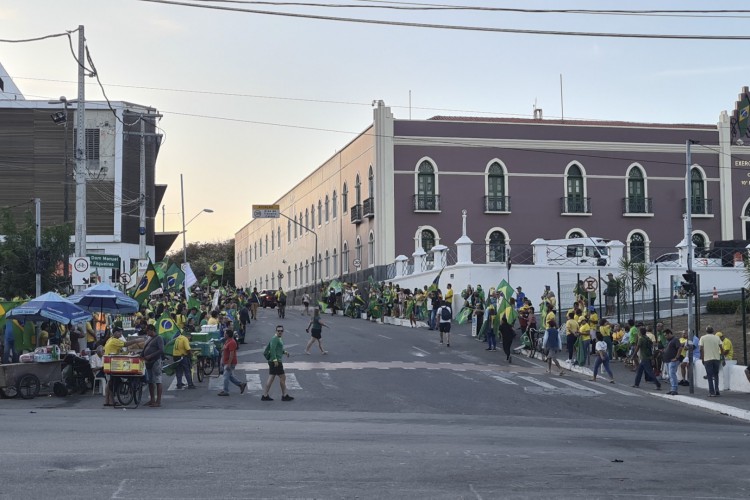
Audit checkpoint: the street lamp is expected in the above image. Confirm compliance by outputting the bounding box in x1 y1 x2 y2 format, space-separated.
182 207 213 264
48 97 78 225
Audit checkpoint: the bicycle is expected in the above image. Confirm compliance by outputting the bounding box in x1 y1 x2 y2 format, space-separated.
111 374 144 407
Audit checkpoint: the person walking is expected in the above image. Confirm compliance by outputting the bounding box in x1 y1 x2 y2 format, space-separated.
542 319 563 375
218 329 247 396
499 315 515 363
633 328 661 390
700 326 723 397
301 292 311 316
591 332 615 383
172 330 196 389
662 329 681 395
436 300 452 347
239 303 250 344
565 311 579 366
141 324 165 407
261 325 293 401
305 308 329 355
248 287 260 320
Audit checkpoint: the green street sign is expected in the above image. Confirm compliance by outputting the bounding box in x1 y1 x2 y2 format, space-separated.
87 254 121 269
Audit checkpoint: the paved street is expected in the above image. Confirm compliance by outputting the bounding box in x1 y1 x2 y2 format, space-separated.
1 307 749 499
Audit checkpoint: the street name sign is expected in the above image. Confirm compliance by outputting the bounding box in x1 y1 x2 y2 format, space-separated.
252 204 280 219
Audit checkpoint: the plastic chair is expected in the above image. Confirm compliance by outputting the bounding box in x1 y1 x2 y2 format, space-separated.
92 376 105 395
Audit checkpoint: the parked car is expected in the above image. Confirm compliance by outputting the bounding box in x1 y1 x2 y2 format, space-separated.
651 252 721 267
259 289 277 308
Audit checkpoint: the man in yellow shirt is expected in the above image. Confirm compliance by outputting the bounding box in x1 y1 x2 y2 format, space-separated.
104 328 126 355
565 312 579 364
445 283 454 307
717 332 733 361
579 321 592 366
172 331 196 389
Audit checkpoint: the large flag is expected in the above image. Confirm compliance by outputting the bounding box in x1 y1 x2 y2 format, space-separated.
164 263 185 290
456 306 472 325
497 297 518 325
210 261 225 275
132 260 160 305
427 267 444 294
328 279 343 294
0 301 22 330
156 312 180 343
496 279 513 302
187 296 201 311
182 263 197 290
154 260 168 281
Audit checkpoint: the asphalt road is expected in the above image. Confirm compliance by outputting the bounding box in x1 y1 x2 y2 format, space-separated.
1 307 749 499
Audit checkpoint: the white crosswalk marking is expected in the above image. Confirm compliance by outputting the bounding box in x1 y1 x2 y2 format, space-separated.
486 373 517 385
245 373 263 391
208 377 222 391
556 378 604 395
317 372 339 390
284 372 302 390
518 376 557 389
585 380 640 397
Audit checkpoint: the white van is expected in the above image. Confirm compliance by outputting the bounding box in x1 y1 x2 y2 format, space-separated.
541 237 610 266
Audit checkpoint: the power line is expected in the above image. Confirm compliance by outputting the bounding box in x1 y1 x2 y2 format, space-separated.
136 0 750 40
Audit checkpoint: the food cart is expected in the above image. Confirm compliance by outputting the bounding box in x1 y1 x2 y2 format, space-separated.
103 354 146 407
0 361 63 399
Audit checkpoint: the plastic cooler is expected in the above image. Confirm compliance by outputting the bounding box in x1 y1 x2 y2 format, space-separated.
191 331 220 343
190 341 215 357
103 355 145 375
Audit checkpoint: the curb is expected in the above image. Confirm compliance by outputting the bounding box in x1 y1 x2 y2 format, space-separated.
647 392 750 423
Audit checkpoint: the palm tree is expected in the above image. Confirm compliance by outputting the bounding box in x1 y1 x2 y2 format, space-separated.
632 262 653 322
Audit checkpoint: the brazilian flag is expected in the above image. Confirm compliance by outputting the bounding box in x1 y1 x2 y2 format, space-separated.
427 267 444 294
132 260 160 305
456 306 472 325
498 297 518 325
0 301 22 330
154 260 168 282
200 276 208 286
496 279 514 302
210 261 225 275
164 263 185 290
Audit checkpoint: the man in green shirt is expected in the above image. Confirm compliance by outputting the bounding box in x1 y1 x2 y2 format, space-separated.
633 328 661 390
261 325 294 402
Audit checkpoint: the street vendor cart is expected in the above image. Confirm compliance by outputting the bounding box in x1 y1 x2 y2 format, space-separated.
0 361 63 399
103 354 146 407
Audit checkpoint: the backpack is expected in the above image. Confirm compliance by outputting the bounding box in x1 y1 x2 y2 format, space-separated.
278 293 287 305
263 342 272 361
441 306 452 321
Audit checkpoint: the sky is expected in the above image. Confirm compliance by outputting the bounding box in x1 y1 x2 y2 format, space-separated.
2 1 750 252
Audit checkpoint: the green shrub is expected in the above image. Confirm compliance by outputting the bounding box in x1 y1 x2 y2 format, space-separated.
706 299 750 314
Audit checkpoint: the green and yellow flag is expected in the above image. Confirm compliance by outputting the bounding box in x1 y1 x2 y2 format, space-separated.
210 261 225 275
157 312 180 343
427 267 444 294
132 260 160 305
211 280 218 287
200 276 209 286
496 279 513 302
497 297 518 325
0 301 22 330
154 260 168 281
164 263 185 290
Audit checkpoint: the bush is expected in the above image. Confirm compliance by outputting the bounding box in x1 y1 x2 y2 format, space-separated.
706 299 750 314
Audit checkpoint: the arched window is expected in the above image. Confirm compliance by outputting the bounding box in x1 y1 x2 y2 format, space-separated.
317 200 322 226
487 162 507 211
299 261 303 284
311 204 316 227
333 248 338 275
343 241 349 273
305 209 309 230
271 231 274 251
416 160 437 210
565 164 586 213
355 174 362 205
325 250 330 277
277 227 281 249
356 236 362 264
265 235 269 254
368 165 374 198
325 195 330 223
265 274 269 289
368 231 375 266
692 233 707 256
332 190 338 219
305 260 309 283
627 166 647 213
567 230 585 239
318 252 322 280
629 232 646 263
293 215 298 238
294 264 298 286
691 168 707 214
342 183 348 214
421 229 436 262
488 230 506 263
287 266 291 288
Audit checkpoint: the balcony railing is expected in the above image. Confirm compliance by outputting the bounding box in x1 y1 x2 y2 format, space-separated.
622 196 653 214
560 196 591 214
413 194 440 211
485 195 511 212
681 197 713 215
362 197 374 218
350 204 362 223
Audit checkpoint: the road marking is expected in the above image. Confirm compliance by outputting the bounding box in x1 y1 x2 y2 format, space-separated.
518 376 557 389
284 373 302 390
648 393 750 423
556 378 604 395
378 334 392 340
586 380 639 397
411 346 429 357
486 373 517 385
317 372 339 390
245 373 263 391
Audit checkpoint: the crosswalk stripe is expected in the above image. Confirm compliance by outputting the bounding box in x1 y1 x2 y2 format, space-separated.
487 373 517 385
518 376 557 389
317 372 339 390
245 373 263 391
556 378 604 395
284 373 302 390
585 380 640 397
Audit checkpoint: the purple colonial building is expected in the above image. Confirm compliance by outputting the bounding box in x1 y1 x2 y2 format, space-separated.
236 93 750 293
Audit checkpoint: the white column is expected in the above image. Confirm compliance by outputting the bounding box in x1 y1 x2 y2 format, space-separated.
531 238 548 265
431 244 448 268
412 248 426 273
394 254 409 277
718 111 734 240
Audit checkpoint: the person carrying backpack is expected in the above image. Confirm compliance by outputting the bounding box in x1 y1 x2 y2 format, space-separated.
436 300 452 347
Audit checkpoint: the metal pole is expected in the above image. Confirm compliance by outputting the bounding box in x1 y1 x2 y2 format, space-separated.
162 205 165 232
181 174 187 264
35 198 41 297
652 284 657 323
686 139 696 394
73 25 87 292
139 116 146 259
655 265 660 321
742 287 747 366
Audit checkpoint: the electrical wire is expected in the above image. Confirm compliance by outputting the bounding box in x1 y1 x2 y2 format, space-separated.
136 0 750 40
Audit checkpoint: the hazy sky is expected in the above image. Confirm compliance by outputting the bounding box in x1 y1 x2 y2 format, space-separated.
2 1 749 251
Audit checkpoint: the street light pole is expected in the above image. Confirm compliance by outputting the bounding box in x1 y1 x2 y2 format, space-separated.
179 175 213 264
686 139 696 394
280 213 318 306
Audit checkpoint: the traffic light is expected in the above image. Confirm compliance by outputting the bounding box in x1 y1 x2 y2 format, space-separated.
681 271 697 296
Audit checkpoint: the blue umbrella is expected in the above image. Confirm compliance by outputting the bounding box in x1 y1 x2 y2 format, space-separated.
67 283 139 314
7 291 93 325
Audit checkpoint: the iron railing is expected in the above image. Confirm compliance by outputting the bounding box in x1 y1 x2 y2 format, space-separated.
484 195 511 212
560 196 591 214
350 204 362 223
413 194 440 211
681 197 713 215
362 197 374 218
622 197 653 214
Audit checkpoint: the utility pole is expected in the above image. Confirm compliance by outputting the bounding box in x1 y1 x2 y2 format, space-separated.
139 116 146 259
35 198 41 297
181 174 186 264
686 139 696 394
162 205 165 232
73 25 87 291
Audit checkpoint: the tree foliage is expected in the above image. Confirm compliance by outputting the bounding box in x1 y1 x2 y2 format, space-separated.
165 239 235 286
0 208 73 298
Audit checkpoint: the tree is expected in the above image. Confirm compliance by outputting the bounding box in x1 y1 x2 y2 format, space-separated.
165 239 235 287
0 208 72 298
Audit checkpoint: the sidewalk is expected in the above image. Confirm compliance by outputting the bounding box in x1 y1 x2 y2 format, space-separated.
516 344 750 423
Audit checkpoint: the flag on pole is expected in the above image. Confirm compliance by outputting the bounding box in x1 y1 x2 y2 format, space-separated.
154 260 168 281
157 312 180 342
210 261 225 275
182 263 197 301
456 306 472 325
496 279 513 302
164 263 185 290
132 260 160 305
428 267 444 294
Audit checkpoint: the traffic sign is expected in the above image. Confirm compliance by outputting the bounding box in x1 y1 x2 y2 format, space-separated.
71 257 91 286
353 258 361 269
119 273 131 285
87 254 121 269
252 204 280 219
583 276 598 292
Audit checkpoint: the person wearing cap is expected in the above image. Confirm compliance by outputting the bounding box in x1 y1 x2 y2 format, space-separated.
601 272 618 316
717 331 733 361
700 326 723 397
